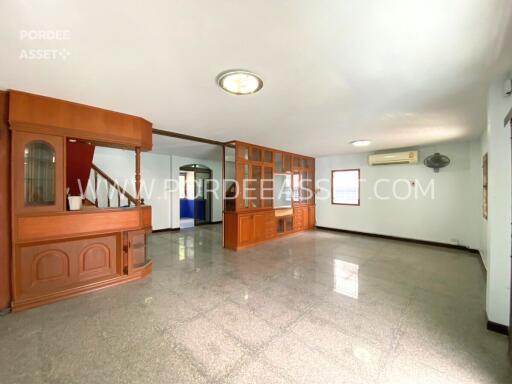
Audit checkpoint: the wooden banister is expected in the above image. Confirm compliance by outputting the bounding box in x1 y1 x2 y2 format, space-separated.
91 163 143 207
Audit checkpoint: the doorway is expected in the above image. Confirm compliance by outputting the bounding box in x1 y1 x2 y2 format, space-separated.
179 164 212 228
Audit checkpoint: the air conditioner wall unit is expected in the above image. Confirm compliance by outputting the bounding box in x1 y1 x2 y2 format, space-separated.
368 151 418 165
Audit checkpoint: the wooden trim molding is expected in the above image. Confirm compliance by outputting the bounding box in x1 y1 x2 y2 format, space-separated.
15 206 151 244
0 91 11 311
331 169 361 206
153 128 224 146
9 90 153 150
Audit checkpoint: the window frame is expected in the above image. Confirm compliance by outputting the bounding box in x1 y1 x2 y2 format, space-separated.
331 169 360 206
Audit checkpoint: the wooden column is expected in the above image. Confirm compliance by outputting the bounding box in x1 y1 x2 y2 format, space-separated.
135 147 141 206
0 91 11 311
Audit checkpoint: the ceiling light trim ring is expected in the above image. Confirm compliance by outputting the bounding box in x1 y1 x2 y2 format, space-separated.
217 70 263 95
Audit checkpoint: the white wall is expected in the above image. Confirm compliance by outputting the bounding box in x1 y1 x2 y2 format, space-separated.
90 147 172 231
316 140 482 250
484 77 512 326
89 147 223 231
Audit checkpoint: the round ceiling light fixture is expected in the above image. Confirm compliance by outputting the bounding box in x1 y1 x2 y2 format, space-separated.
217 70 263 95
350 140 372 147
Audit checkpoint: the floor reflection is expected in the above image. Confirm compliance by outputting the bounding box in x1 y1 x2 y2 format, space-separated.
334 259 359 299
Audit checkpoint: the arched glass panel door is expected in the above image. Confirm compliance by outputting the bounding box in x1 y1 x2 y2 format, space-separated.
179 164 212 227
24 141 56 206
194 169 212 225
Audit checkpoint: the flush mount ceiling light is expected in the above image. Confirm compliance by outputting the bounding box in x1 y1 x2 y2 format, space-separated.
217 70 263 95
350 140 372 147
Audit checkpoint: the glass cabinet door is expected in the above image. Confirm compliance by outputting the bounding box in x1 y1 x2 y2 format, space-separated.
283 154 291 173
237 162 250 209
263 150 273 164
237 143 249 160
251 165 261 208
274 152 283 173
292 171 300 203
263 166 273 208
243 164 250 208
24 141 56 206
307 170 315 204
250 147 261 162
300 170 308 203
14 131 64 213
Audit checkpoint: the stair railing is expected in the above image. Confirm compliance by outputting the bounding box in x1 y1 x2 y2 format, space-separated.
90 164 143 208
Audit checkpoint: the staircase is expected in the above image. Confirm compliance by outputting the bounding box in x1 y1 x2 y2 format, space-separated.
66 140 143 209
88 164 143 208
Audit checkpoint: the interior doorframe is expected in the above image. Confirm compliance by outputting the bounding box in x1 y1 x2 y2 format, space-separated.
152 129 225 231
193 166 213 226
179 164 213 226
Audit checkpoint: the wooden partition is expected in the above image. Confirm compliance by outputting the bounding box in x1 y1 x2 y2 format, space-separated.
9 90 152 150
6 90 154 311
0 91 11 311
224 141 315 250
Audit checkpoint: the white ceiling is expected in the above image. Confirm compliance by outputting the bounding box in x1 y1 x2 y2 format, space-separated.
152 134 222 161
1 0 511 156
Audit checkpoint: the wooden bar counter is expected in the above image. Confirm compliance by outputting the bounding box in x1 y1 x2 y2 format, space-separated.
1 90 154 312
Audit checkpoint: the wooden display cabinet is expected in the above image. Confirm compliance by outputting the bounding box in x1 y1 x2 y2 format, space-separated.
224 141 315 250
4 90 154 312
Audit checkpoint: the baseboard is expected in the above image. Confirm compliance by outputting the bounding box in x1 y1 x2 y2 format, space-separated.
487 320 509 335
152 222 221 233
152 227 180 233
315 226 479 253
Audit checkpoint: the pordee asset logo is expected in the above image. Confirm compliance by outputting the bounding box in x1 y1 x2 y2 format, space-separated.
19 48 71 60
19 29 71 61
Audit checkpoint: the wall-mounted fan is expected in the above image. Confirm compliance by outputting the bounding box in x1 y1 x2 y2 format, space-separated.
424 153 450 173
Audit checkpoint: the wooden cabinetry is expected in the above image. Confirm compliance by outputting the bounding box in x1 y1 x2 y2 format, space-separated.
15 234 120 302
239 214 254 246
293 206 315 231
224 141 315 250
7 90 154 312
127 230 149 273
308 205 316 228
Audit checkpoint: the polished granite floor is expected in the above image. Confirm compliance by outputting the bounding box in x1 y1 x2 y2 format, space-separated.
1 225 510 383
